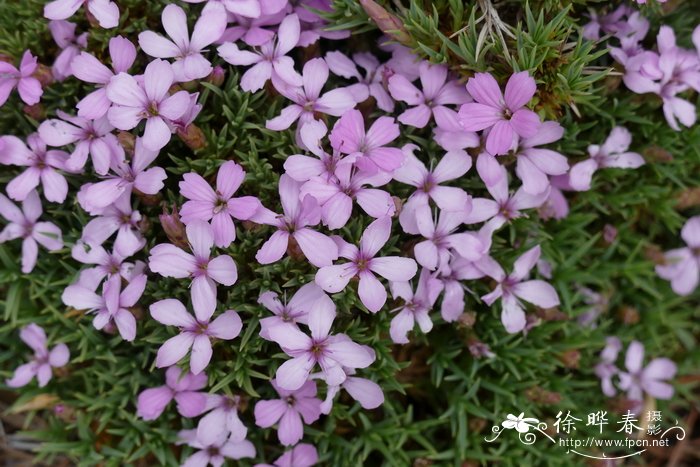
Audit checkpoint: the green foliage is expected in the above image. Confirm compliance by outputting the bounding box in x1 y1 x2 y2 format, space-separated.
0 1 698 466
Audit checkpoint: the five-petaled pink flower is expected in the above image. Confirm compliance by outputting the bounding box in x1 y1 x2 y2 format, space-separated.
258 283 326 340
656 216 700 296
315 216 418 313
6 323 69 388
44 0 119 29
149 221 238 315
254 379 322 446
218 13 302 92
179 161 261 248
477 245 560 333
139 3 227 82
255 174 339 267
0 50 43 107
150 297 242 374
459 72 541 155
107 59 192 151
389 268 443 344
136 366 209 420
266 293 375 390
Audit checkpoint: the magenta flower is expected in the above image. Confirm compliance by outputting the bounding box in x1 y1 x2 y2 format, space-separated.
72 36 137 119
44 0 119 29
619 341 677 402
478 246 560 333
139 4 227 82
0 191 63 274
300 164 395 230
196 394 248 446
513 121 569 195
569 127 644 191
389 268 443 344
266 294 375 390
6 323 69 388
0 134 69 203
150 297 242 374
284 120 351 183
179 161 261 248
259 443 319 467
218 13 302 92
255 175 338 267
315 216 418 313
594 336 622 397
328 109 404 174
136 366 209 420
388 62 470 129
77 138 166 213
80 193 142 248
393 144 472 222
177 428 255 466
258 283 326 340
0 50 43 106
149 221 238 314
656 216 700 296
39 111 123 175
326 51 394 112
408 204 486 272
62 274 147 341
48 20 87 81
266 58 356 131
254 380 322 446
106 59 192 151
459 72 541 155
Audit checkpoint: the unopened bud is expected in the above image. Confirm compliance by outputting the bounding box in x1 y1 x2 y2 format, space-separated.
617 306 639 325
603 224 617 244
23 103 45 120
160 206 189 249
33 63 54 87
118 131 136 155
207 65 226 87
525 386 562 405
178 123 207 150
557 349 581 369
359 0 411 45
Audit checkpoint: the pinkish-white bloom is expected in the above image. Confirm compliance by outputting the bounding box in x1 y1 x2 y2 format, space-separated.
6 323 69 388
389 268 443 344
44 0 119 28
258 283 326 340
326 51 394 112
0 50 43 106
656 216 700 295
137 366 209 420
254 380 322 446
48 20 87 81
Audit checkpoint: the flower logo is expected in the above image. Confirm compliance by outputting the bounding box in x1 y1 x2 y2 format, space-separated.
502 413 540 433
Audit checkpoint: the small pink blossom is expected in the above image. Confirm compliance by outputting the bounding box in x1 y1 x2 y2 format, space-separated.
513 121 569 195
618 341 677 403
326 51 394 112
48 20 87 81
656 216 700 295
177 428 255 467
315 216 418 312
389 268 443 344
6 323 69 388
254 380 322 446
44 0 120 28
137 366 209 420
196 394 248 446
258 283 326 340
80 193 142 248
256 443 319 467
0 50 43 106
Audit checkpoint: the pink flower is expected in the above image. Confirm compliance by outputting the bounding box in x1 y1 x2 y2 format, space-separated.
266 293 375 390
656 216 700 295
388 62 470 129
326 51 394 112
408 204 486 272
300 164 395 230
258 443 319 467
284 120 351 183
258 283 326 339
80 193 143 248
255 175 338 267
44 0 119 29
187 0 286 18
0 134 69 203
77 138 166 212
139 4 227 82
150 297 242 374
315 216 418 312
477 245 560 333
39 111 123 175
149 221 238 314
0 191 63 274
0 50 43 106
136 366 209 420
177 428 255 466
594 336 622 397
218 14 302 92
48 20 87 81
196 394 248 446
316 372 383 415
106 59 193 151
568 126 644 191
6 323 69 388
72 36 137 119
437 255 484 322
513 121 569 195
329 109 404 174
180 161 261 248
393 144 472 225
389 268 443 344
458 72 541 155
216 11 284 47
254 380 322 446
265 58 356 132
619 341 677 403
71 234 143 285
61 274 147 341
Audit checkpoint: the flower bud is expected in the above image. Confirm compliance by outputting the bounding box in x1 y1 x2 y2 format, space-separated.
207 65 226 87
160 206 189 250
33 63 55 87
178 123 208 150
